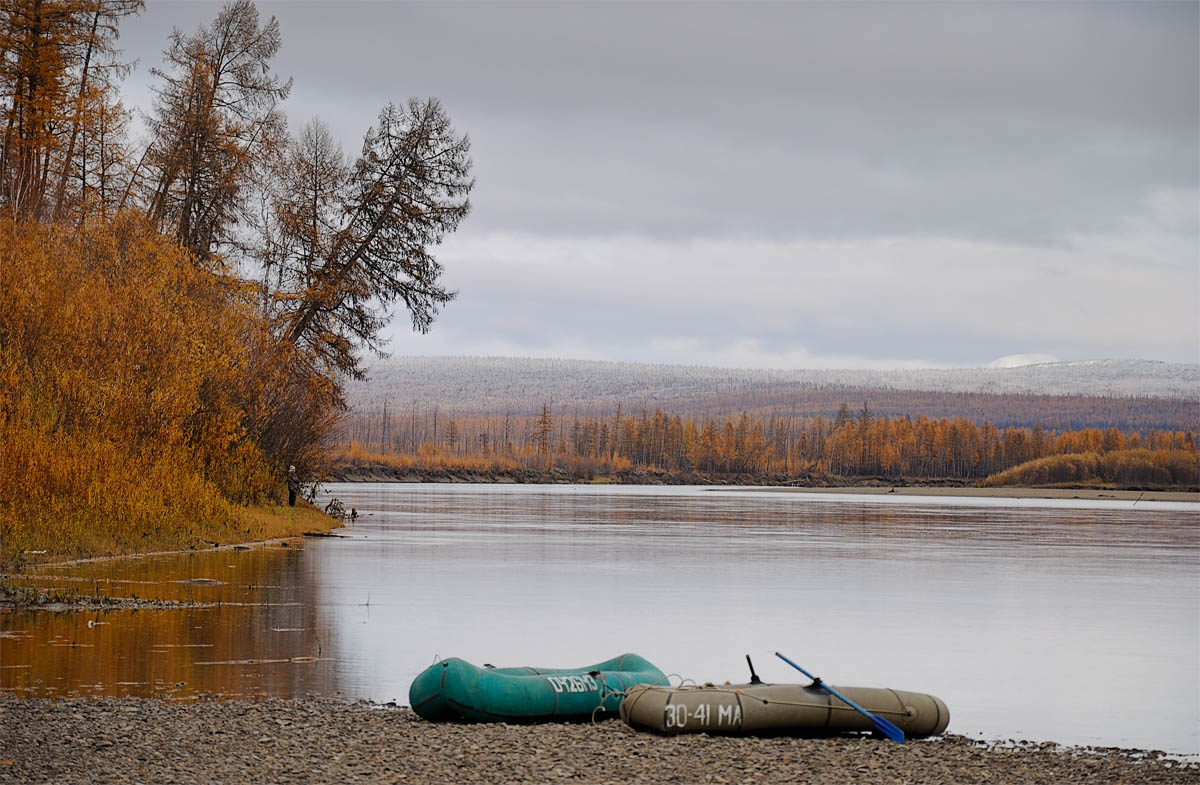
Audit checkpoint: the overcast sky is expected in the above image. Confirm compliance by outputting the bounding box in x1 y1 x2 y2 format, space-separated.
120 1 1198 369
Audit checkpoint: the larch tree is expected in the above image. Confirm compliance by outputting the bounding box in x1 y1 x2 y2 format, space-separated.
3 0 474 480
2 0 83 217
48 0 141 222
0 0 140 222
139 0 290 262
269 99 472 380
69 74 129 221
535 405 552 458
260 118 347 311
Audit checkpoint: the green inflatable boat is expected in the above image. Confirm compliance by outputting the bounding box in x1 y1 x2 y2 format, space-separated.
409 653 669 722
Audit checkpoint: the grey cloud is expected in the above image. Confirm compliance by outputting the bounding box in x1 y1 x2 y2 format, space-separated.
116 2 1197 366
121 2 1198 245
393 219 1197 366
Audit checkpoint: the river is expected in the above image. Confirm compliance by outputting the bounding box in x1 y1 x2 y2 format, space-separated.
2 484 1197 755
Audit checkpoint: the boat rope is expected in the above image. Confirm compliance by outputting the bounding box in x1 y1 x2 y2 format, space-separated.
589 673 626 725
588 671 683 726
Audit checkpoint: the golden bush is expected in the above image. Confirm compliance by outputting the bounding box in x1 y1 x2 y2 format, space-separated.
0 217 285 556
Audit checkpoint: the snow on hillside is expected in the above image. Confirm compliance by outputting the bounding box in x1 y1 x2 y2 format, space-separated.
986 353 1060 368
347 356 1199 414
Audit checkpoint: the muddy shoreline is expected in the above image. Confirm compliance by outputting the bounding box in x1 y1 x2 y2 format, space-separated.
0 698 1193 784
0 587 215 612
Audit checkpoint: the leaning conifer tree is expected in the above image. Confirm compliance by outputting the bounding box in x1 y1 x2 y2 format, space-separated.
246 100 471 474
266 99 473 381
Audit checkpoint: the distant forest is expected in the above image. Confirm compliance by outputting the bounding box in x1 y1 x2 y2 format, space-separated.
344 389 1198 434
333 404 1198 487
336 357 1199 486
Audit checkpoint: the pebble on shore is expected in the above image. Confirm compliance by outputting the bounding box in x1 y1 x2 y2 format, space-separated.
0 698 1193 785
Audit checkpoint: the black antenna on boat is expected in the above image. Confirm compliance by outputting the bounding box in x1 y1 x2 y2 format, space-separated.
745 654 762 684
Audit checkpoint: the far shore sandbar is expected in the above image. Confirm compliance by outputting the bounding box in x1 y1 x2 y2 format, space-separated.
728 486 1198 503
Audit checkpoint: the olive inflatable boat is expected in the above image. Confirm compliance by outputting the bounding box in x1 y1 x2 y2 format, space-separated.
409 653 668 722
620 681 950 738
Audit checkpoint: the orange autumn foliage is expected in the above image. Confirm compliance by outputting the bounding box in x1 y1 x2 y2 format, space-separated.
983 449 1198 489
1 1 474 562
335 406 1198 487
0 216 302 556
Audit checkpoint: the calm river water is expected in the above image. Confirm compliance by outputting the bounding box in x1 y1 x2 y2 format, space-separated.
3 484 1197 754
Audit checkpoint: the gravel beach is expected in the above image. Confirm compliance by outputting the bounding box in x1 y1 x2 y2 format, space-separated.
0 698 1192 784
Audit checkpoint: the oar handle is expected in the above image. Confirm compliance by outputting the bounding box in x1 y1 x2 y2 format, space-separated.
774 651 906 743
774 651 819 683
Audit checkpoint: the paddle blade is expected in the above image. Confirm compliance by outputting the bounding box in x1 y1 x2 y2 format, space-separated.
870 714 906 743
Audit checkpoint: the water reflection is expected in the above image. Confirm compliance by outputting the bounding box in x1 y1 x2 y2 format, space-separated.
1 544 340 700
2 484 1197 755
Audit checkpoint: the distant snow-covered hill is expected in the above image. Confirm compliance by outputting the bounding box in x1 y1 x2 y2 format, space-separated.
348 356 1199 417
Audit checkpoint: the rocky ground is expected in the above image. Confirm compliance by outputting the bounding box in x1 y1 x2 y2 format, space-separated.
0 698 1192 784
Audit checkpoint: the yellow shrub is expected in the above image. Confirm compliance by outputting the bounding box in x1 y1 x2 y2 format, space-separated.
0 217 286 558
984 449 1198 488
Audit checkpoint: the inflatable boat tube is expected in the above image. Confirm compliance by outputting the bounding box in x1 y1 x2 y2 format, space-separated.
409 653 669 722
620 682 949 738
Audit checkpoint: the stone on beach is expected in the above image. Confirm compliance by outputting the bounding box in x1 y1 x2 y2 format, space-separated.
0 697 1193 785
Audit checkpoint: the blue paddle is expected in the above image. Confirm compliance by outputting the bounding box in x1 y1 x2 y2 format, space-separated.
774 651 906 743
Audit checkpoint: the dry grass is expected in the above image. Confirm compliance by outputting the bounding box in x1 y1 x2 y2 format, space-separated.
983 448 1198 489
237 502 340 541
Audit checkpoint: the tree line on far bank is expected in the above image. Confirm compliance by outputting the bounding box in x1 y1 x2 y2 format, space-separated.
333 404 1199 488
0 0 471 557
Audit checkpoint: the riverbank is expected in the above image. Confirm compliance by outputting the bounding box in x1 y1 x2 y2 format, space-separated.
325 463 978 488
0 698 1191 785
731 486 1200 503
325 463 837 486
1 501 339 574
325 463 1196 502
